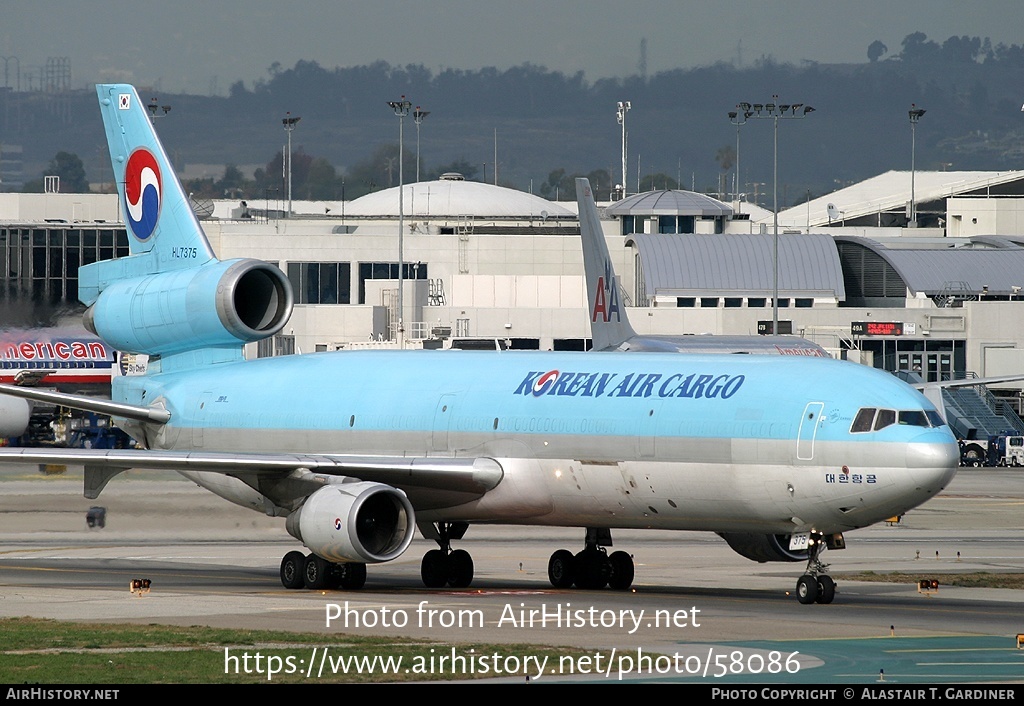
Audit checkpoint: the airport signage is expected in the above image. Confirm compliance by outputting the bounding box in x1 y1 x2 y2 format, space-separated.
851 321 915 336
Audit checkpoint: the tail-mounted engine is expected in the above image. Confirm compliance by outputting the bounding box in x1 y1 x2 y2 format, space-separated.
83 259 292 356
286 482 416 564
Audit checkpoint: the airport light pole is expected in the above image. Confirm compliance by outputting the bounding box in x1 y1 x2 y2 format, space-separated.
908 105 926 228
388 97 412 347
728 106 748 205
413 106 429 183
146 98 171 124
737 97 815 335
617 101 631 199
282 113 301 216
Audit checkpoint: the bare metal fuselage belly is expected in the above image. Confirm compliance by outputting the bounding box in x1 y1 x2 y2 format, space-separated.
177 423 954 535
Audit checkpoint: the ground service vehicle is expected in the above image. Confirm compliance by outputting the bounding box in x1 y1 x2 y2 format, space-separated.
959 434 1024 467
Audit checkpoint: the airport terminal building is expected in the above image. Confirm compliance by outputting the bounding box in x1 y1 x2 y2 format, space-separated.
4 169 1024 415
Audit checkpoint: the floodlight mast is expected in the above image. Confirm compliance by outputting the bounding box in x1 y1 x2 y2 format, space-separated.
617 101 631 198
908 105 926 228
282 113 301 216
734 97 815 335
413 107 429 183
728 105 749 205
388 97 412 348
147 97 171 125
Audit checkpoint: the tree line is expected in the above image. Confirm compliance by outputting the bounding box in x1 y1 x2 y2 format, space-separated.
13 31 1024 205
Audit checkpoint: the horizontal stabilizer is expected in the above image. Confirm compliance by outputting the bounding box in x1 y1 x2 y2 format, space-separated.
0 383 170 424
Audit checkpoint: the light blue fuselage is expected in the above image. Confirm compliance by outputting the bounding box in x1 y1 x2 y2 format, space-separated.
117 349 958 534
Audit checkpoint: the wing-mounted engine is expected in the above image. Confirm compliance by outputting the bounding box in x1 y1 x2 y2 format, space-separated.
0 396 31 437
286 482 416 563
83 258 292 356
717 532 809 563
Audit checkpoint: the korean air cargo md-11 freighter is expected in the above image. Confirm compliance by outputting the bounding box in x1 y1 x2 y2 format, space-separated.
0 85 959 605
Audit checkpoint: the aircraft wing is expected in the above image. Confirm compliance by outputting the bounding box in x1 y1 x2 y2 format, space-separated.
915 374 1024 390
0 447 503 501
0 383 502 507
905 373 1024 426
0 383 170 424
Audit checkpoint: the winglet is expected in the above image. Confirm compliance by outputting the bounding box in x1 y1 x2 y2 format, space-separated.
576 177 636 350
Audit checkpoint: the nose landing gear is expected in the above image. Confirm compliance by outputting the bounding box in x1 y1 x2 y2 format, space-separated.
795 532 836 604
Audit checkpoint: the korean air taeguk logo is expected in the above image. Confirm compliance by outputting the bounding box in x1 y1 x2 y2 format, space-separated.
532 370 559 396
124 148 162 240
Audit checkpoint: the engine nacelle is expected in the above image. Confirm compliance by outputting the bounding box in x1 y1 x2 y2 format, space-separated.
83 258 292 356
718 532 809 563
286 482 416 564
0 396 31 437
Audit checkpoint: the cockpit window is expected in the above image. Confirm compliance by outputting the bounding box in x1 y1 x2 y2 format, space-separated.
852 407 946 433
898 410 930 427
875 409 896 430
851 408 876 433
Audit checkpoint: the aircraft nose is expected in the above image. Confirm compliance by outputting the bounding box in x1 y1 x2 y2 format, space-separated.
905 429 959 493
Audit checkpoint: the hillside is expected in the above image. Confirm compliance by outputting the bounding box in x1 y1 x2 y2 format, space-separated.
4 36 1024 205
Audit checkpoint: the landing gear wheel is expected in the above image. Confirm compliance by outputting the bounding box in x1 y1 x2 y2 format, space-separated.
573 549 609 590
608 551 635 590
421 549 448 588
280 551 306 589
548 549 575 588
325 563 344 590
446 549 474 588
338 562 367 590
796 574 819 604
815 575 836 604
303 554 329 590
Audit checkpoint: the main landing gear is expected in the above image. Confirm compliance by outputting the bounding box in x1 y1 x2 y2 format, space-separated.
279 550 367 591
794 532 836 605
420 521 474 589
547 528 635 591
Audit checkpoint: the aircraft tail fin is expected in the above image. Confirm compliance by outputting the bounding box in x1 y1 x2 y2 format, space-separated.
576 177 636 350
95 84 216 264
79 85 292 367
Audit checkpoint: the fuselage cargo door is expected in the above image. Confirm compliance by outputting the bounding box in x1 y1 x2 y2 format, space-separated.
637 401 662 458
796 401 824 461
431 393 455 452
192 392 213 448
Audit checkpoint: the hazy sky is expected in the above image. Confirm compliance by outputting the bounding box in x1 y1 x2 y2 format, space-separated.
3 0 1023 95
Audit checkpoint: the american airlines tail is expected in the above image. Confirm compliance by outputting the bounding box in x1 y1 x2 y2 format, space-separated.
81 85 293 371
576 177 636 350
576 177 832 357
